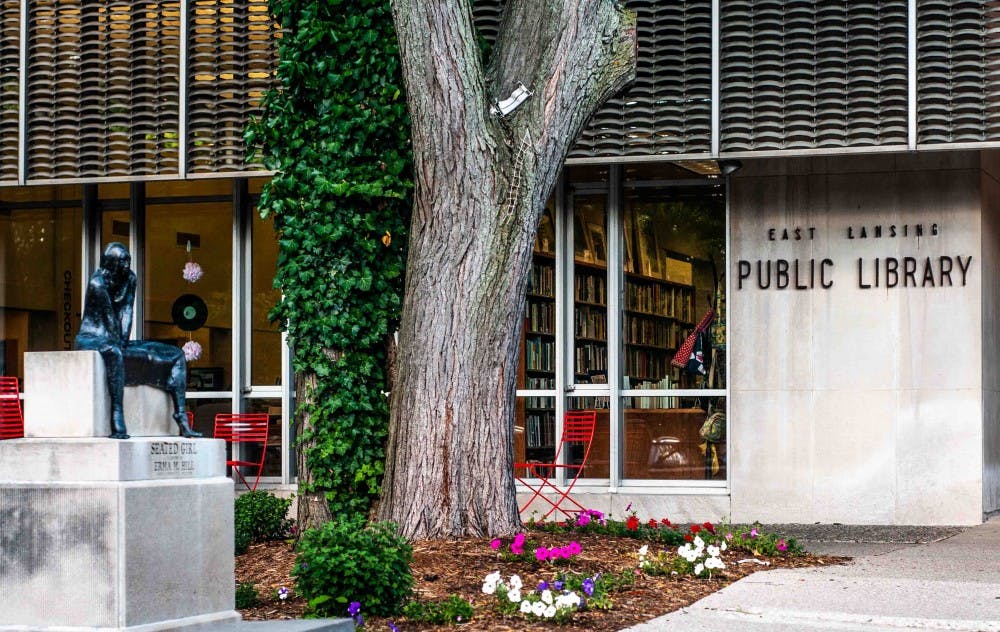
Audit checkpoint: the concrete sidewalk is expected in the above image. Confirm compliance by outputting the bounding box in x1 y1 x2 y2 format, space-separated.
625 519 1000 631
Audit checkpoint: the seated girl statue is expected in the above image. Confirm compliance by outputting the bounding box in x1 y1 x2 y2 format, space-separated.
74 242 201 440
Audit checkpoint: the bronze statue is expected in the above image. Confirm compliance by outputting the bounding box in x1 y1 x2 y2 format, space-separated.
75 242 201 439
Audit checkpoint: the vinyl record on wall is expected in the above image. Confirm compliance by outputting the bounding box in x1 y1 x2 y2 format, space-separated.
171 294 208 331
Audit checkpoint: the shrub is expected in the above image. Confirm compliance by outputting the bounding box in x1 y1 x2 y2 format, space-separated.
235 524 252 556
234 491 293 544
235 582 260 609
402 595 474 625
294 518 413 618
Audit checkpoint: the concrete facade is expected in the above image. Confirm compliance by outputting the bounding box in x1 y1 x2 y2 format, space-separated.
728 152 988 525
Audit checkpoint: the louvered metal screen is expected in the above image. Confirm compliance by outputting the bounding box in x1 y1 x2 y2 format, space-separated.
917 1 1000 144
0 0 18 182
720 1 908 152
25 1 181 180
186 0 277 173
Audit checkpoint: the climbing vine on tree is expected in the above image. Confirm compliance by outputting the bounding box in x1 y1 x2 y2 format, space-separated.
246 0 411 524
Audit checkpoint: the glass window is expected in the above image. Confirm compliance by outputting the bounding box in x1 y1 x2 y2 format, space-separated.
568 396 609 479
621 184 726 390
251 210 281 386
515 395 556 473
623 397 726 481
144 200 233 391
0 185 83 381
573 194 608 383
245 397 283 478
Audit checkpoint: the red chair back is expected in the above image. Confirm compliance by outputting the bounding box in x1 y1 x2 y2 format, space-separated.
0 377 24 440
213 413 269 443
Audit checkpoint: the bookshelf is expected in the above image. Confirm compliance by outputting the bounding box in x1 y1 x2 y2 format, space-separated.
519 251 557 461
623 272 694 387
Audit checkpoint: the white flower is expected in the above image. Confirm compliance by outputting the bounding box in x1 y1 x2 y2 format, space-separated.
693 536 705 548
543 605 557 618
531 601 546 616
677 544 691 556
707 545 720 557
721 541 728 551
638 545 649 556
182 261 204 283
520 600 532 614
508 574 523 590
694 563 704 575
507 588 521 603
482 582 496 595
541 589 553 605
555 593 581 609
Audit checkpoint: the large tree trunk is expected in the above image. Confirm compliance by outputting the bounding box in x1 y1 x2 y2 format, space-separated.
295 372 333 533
379 0 636 539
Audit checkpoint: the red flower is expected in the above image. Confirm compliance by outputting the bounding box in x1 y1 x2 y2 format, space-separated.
647 519 658 528
684 534 694 542
660 518 672 526
690 524 701 534
703 521 715 534
626 516 640 531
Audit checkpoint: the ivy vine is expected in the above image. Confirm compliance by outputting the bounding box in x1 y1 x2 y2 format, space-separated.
246 0 411 518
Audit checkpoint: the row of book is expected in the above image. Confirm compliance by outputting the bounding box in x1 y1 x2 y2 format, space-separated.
526 301 555 335
625 283 692 321
529 262 555 297
525 413 556 448
623 313 687 348
575 343 607 374
525 338 555 372
624 348 670 382
575 307 607 340
575 272 606 304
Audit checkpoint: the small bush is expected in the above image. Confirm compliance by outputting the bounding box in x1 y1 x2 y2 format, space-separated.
294 517 413 618
234 491 293 544
235 582 259 609
402 595 474 625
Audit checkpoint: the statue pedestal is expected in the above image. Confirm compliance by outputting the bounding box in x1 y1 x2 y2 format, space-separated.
24 351 176 437
0 438 239 631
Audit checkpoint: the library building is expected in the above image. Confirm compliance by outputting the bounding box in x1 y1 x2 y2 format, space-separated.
3 1 1000 526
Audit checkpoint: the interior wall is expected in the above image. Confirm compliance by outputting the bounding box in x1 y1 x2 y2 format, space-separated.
729 151 984 525
981 150 1000 516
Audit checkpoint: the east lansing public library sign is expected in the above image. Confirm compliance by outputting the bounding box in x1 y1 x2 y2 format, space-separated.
736 223 973 291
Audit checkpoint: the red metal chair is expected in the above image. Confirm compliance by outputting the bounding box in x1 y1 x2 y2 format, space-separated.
514 410 597 520
0 377 24 440
213 413 270 490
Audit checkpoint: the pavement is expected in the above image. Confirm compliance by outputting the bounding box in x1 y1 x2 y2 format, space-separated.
624 519 1000 631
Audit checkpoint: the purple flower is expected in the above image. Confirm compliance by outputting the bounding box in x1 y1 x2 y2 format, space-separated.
348 602 361 616
582 577 595 597
388 622 399 632
576 513 591 527
553 580 564 591
277 586 289 600
537 581 550 591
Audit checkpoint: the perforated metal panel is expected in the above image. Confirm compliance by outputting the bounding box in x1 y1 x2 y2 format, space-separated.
25 1 181 180
186 0 278 173
0 0 18 182
720 1 908 152
917 1 1000 144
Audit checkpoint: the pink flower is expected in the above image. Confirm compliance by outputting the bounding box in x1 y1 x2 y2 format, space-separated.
777 539 788 552
510 533 526 555
567 541 582 555
490 538 501 551
726 532 734 541
577 514 591 527
534 547 549 561
182 340 202 361
182 261 203 283
750 528 759 539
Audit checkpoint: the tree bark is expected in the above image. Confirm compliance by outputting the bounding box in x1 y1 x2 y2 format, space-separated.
295 371 333 534
379 0 636 539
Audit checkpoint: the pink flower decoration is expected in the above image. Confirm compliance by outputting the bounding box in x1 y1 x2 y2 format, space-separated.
534 547 549 561
490 539 501 551
182 261 203 283
182 340 202 361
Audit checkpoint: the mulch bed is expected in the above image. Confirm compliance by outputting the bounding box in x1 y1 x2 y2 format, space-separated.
237 533 846 630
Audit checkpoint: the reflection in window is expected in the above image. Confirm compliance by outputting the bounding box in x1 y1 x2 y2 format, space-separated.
622 397 726 481
568 396 609 479
245 398 282 477
0 186 83 380
622 185 726 390
251 211 281 386
573 195 608 383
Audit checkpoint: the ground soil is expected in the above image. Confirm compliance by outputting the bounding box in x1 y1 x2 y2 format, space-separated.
237 532 845 630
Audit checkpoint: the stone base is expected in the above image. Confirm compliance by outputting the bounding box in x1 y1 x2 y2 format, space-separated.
24 351 178 438
0 438 236 629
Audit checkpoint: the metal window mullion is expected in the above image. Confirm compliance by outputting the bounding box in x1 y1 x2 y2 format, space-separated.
232 179 248 418
179 0 189 178
711 0 721 157
17 0 28 185
908 0 917 149
607 165 622 492
129 182 146 339
724 171 731 489
281 327 292 484
555 174 568 487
